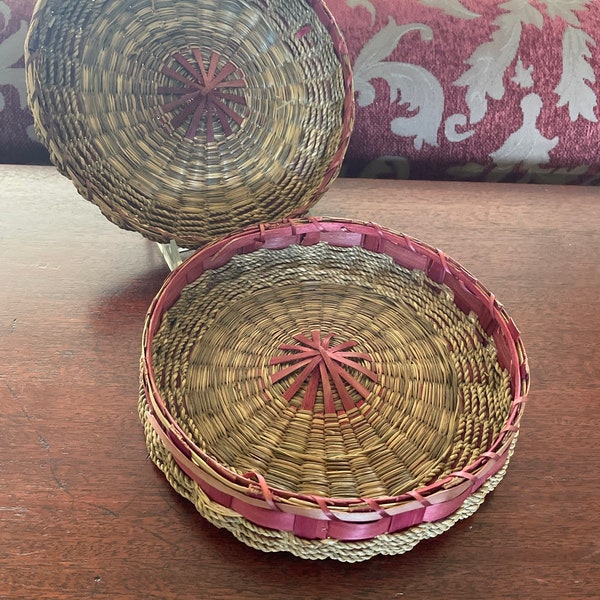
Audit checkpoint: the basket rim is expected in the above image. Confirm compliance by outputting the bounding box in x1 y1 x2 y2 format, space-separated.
141 217 529 525
295 0 355 215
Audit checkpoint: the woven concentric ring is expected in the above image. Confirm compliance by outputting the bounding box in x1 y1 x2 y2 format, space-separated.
151 244 509 499
26 0 353 247
140 219 529 560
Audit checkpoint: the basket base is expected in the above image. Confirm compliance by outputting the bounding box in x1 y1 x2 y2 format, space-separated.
139 392 517 562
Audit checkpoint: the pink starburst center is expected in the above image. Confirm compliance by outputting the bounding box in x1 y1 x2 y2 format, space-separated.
158 49 247 142
270 331 378 414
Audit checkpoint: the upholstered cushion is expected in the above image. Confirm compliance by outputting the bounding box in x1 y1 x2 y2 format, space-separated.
0 0 48 163
4 0 600 184
329 0 600 183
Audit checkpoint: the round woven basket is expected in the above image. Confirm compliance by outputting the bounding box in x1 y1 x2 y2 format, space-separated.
140 218 529 562
25 0 353 247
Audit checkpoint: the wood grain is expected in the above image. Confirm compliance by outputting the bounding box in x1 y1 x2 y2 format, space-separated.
1 165 598 599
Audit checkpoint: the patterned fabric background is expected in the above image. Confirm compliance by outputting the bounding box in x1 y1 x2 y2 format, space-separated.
0 0 47 163
330 0 600 183
3 0 600 183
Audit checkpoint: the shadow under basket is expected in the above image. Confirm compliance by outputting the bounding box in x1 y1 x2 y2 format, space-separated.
139 218 529 562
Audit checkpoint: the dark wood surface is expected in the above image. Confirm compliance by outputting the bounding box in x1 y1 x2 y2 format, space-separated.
1 165 598 599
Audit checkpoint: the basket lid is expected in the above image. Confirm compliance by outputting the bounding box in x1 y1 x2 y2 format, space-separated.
26 0 354 247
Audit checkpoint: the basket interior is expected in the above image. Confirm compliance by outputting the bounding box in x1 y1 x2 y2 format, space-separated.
149 241 514 500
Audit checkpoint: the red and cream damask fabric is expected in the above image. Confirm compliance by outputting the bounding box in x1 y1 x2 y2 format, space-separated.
330 0 600 183
0 0 47 163
3 0 600 183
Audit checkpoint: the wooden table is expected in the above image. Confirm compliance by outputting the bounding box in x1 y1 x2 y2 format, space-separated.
1 165 598 599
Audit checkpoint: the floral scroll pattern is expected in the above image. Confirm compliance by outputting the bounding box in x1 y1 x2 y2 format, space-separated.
0 0 43 161
0 1 27 112
340 0 600 184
